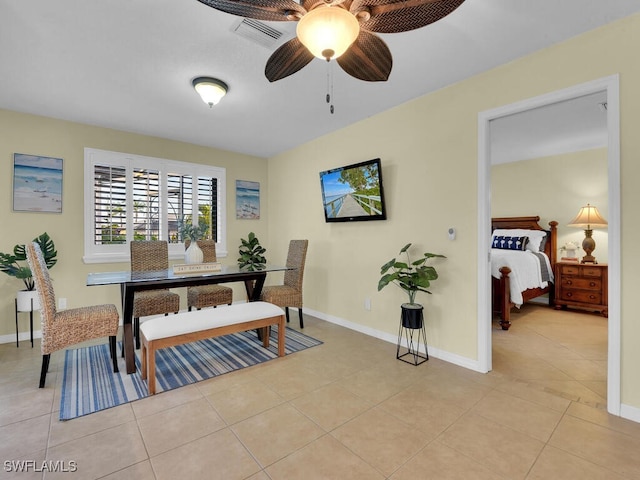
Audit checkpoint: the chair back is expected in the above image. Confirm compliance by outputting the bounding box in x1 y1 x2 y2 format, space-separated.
185 239 217 263
25 242 57 352
130 240 169 272
284 240 308 291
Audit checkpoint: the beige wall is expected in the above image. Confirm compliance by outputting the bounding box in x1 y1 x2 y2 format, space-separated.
267 14 640 409
0 110 268 337
2 14 639 412
492 149 609 263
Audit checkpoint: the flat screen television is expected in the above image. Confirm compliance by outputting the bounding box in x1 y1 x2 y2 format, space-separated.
319 158 387 222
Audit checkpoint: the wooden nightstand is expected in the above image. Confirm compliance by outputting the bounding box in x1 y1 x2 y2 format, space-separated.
554 262 608 317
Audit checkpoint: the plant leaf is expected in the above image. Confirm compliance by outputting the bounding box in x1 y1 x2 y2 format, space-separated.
35 232 58 269
380 258 396 274
378 272 397 291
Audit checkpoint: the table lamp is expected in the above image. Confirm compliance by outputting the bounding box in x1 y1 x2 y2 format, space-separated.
568 204 608 264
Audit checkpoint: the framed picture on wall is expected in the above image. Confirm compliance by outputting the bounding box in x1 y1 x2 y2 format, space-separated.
236 180 260 219
13 153 63 213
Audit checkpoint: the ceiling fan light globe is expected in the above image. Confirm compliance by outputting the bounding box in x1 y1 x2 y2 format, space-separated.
297 6 360 60
192 77 228 107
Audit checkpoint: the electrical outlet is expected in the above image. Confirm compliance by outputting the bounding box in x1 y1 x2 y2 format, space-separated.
364 297 371 311
58 298 67 310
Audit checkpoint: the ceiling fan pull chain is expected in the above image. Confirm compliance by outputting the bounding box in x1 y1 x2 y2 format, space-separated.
330 62 335 114
326 74 330 105
326 60 335 114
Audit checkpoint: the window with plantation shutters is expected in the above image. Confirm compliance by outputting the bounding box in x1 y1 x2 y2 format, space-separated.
84 148 226 263
165 174 218 243
132 168 160 241
198 176 218 242
167 173 193 243
93 164 127 245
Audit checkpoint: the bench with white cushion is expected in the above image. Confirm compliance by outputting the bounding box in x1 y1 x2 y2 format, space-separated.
140 301 285 394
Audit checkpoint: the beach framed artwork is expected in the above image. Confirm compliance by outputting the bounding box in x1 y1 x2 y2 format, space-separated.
13 153 63 213
236 180 260 219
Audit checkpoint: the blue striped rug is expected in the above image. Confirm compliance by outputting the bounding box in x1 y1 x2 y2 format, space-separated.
60 325 322 420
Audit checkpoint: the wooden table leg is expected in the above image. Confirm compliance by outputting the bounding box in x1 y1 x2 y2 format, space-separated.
246 273 267 341
244 273 266 301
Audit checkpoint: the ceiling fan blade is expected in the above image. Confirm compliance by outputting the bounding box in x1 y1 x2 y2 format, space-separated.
302 0 349 10
336 30 391 82
350 0 465 34
265 37 315 82
196 0 306 22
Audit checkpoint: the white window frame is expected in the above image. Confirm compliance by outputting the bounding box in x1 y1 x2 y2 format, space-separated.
83 148 227 263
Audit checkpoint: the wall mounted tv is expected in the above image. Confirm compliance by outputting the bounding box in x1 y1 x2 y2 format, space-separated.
319 158 387 223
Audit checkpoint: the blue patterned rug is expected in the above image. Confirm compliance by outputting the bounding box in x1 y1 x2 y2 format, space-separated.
60 326 322 420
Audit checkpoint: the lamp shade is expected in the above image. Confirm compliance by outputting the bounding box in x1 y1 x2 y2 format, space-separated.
296 5 360 60
568 204 608 229
192 77 228 107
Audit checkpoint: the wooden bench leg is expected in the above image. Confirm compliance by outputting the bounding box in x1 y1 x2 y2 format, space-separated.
141 342 147 380
278 315 285 357
147 344 157 395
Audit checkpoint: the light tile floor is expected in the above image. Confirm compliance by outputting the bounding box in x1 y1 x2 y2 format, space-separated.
2 304 639 479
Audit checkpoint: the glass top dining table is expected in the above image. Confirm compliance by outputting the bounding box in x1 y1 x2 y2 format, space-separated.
87 264 289 374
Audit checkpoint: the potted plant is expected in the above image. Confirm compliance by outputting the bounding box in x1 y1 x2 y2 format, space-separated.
238 232 266 270
179 222 208 264
378 243 445 328
0 232 57 311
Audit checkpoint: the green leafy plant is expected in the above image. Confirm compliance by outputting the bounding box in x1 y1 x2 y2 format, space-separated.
378 243 445 304
0 232 58 291
179 222 208 242
238 232 266 270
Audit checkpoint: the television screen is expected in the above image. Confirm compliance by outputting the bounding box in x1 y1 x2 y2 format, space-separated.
319 158 387 222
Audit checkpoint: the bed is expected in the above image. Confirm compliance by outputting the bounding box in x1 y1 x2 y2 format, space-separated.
491 216 558 330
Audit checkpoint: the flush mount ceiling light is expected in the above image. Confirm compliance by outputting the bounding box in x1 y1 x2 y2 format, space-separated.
196 0 466 82
192 77 228 107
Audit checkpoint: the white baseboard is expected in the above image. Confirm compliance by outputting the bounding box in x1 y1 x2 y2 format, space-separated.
0 329 42 345
620 403 640 423
302 307 483 373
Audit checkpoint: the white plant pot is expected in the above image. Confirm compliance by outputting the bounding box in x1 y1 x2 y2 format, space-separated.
184 241 204 264
17 290 40 312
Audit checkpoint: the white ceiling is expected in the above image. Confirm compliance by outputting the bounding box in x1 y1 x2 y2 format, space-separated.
0 0 638 159
490 91 609 164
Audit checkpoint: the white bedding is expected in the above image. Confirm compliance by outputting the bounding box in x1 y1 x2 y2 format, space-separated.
491 249 554 306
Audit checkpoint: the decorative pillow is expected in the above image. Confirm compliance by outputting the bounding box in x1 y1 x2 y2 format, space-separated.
538 231 550 252
493 229 546 253
492 235 529 251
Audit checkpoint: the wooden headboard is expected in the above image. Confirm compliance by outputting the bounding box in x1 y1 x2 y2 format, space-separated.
491 216 558 266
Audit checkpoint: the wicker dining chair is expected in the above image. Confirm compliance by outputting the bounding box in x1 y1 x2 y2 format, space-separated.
185 239 233 311
260 239 308 328
130 240 180 349
26 242 119 388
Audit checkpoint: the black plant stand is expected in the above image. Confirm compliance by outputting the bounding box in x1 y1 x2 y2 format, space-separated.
397 303 428 365
15 298 34 348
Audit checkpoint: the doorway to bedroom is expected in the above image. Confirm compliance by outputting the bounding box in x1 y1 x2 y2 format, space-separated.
477 75 621 416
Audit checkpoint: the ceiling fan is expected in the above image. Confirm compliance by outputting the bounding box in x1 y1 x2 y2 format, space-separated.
197 0 466 82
